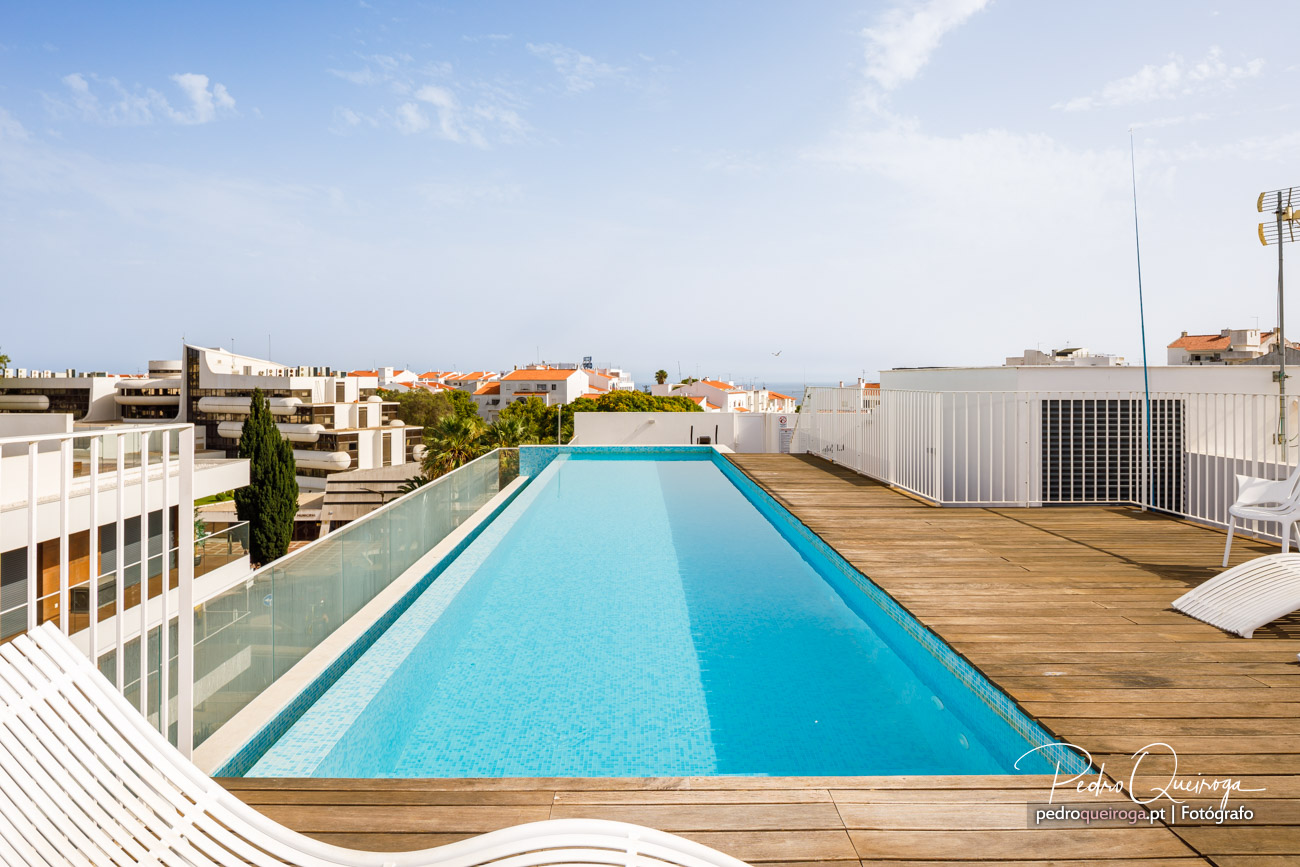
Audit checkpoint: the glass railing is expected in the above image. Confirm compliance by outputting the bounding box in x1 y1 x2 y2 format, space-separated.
191 449 518 747
194 522 251 579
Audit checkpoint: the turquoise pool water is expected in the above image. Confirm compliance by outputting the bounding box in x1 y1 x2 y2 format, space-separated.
247 451 1066 777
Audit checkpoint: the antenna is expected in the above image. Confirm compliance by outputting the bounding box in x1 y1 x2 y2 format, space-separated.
1258 186 1299 444
1130 130 1152 511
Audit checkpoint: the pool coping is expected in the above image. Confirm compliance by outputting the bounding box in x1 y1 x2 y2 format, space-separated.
196 475 531 775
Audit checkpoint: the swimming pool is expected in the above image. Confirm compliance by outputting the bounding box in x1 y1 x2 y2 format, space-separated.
243 449 1076 778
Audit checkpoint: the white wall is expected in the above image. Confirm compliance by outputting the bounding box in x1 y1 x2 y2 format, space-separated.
734 412 797 453
574 411 797 452
881 365 1277 394
574 413 739 448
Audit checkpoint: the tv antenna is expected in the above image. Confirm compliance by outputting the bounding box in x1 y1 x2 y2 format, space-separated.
1258 186 1300 444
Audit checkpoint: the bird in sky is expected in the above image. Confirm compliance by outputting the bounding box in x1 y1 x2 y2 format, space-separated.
772 350 782 357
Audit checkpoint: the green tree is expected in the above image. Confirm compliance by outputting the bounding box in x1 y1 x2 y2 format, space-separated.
421 415 487 478
654 395 704 412
488 416 536 447
569 392 704 413
234 388 299 565
446 387 479 419
377 387 479 429
679 377 699 385
498 396 551 442
654 369 668 385
0 347 10 372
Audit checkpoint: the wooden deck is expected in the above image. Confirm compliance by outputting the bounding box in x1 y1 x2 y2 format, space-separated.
220 454 1300 866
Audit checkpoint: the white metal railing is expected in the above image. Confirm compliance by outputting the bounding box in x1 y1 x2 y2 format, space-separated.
791 387 1300 539
0 423 196 754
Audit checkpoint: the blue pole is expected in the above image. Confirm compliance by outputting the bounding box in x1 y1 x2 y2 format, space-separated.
1130 131 1152 510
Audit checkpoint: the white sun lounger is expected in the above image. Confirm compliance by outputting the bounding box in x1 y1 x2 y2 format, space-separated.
1172 552 1300 638
0 624 751 867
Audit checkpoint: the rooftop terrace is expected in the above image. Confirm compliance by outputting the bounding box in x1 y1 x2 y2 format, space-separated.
220 454 1300 865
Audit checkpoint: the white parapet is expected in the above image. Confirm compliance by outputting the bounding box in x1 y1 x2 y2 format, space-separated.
217 422 325 443
293 448 351 470
114 393 181 406
197 396 303 415
0 394 50 411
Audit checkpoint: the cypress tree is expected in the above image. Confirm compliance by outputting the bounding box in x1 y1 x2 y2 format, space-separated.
234 388 299 565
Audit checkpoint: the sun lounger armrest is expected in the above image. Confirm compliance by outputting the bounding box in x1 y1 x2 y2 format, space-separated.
1234 474 1294 506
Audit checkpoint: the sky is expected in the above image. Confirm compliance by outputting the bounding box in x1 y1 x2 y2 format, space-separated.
2 1 1299 384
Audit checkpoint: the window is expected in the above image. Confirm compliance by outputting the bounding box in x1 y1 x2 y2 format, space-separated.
551 383 557 390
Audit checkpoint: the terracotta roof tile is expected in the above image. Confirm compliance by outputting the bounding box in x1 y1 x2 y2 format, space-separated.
502 369 581 381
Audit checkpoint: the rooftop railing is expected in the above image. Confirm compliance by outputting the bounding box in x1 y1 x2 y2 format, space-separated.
194 521 250 579
190 448 519 748
0 423 198 754
791 387 1298 539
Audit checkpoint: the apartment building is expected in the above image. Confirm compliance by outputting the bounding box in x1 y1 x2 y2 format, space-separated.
472 382 504 419
2 346 422 492
1005 347 1125 367
447 371 500 393
0 415 249 644
1167 328 1300 365
182 345 420 491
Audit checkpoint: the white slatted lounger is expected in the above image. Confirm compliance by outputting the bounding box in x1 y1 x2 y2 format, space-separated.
1173 552 1300 638
0 624 752 867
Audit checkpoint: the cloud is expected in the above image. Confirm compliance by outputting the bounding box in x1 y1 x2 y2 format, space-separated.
413 85 465 141
48 72 236 125
1057 47 1263 111
526 42 620 93
0 107 29 141
862 0 991 92
393 102 430 134
170 73 237 124
329 53 527 145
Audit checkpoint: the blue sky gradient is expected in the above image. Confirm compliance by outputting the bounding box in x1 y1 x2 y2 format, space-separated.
2 1 1299 382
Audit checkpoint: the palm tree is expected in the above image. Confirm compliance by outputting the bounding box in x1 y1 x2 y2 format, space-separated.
421 415 487 479
488 416 535 447
654 369 668 385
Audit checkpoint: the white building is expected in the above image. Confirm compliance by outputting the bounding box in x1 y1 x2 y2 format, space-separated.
447 371 500 393
1167 328 1298 365
472 382 504 419
649 379 796 413
0 415 249 644
183 346 421 491
1005 347 1125 367
0 369 144 423
469 368 592 420
600 366 635 391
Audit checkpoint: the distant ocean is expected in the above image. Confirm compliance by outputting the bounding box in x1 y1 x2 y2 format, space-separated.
749 381 836 397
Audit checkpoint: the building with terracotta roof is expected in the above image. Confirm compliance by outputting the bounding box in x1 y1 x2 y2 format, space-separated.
471 382 503 418
1167 328 1299 365
649 378 752 412
446 371 500 393
491 368 589 419
755 390 797 413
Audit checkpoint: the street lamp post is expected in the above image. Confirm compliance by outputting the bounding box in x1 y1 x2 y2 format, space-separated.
1258 187 1300 444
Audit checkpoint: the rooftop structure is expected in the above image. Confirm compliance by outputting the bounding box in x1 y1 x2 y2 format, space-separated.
182 345 421 490
649 379 796 413
1167 327 1299 364
1004 346 1125 366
